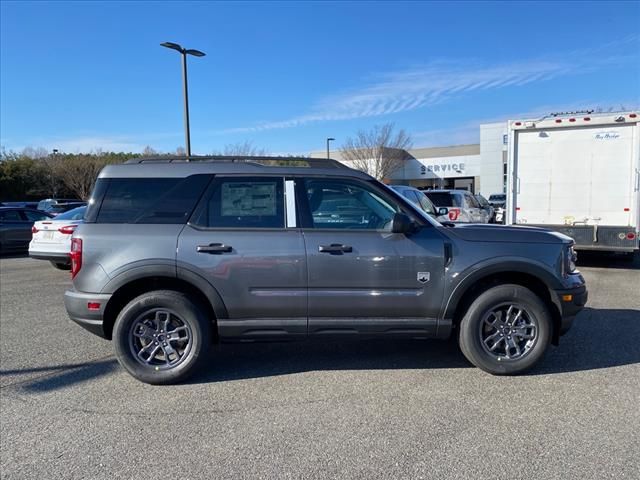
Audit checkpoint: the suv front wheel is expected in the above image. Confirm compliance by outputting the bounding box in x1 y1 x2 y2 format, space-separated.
113 290 211 384
458 284 552 375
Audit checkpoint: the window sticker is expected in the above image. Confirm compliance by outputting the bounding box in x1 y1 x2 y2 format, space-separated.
221 182 277 216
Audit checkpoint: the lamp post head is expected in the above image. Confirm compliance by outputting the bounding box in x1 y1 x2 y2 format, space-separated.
185 49 206 57
160 42 184 53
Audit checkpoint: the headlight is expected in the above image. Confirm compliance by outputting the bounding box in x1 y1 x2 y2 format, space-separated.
565 246 577 274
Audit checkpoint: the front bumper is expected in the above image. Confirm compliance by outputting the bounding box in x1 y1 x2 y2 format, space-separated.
64 289 112 338
554 284 588 335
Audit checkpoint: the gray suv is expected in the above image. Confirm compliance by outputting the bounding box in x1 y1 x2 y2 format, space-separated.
64 157 587 384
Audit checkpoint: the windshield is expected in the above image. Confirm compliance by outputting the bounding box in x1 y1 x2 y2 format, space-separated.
489 194 506 201
54 206 87 220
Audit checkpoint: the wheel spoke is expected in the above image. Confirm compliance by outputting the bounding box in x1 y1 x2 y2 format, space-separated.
158 344 172 364
167 325 187 335
484 312 499 328
514 323 536 337
138 343 160 363
509 309 523 326
505 336 521 359
483 331 501 345
155 311 170 332
486 335 504 352
133 324 154 340
163 342 178 361
505 305 514 323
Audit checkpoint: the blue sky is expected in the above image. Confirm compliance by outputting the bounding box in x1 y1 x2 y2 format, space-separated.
1 0 639 155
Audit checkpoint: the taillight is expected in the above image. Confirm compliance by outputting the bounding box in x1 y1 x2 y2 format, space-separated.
448 208 461 221
31 226 39 234
627 232 637 240
70 238 82 279
58 225 77 235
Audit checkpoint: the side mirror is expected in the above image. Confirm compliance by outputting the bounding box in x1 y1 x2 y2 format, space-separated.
391 212 414 234
437 207 448 216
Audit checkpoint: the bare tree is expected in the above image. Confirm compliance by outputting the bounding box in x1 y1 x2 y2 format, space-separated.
220 141 268 156
340 123 412 180
142 146 159 156
53 155 110 200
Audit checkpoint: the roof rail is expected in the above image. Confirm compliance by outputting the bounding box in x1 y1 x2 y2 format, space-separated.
125 155 349 169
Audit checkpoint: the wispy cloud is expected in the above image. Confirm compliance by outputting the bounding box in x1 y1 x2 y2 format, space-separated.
217 34 639 134
412 98 640 147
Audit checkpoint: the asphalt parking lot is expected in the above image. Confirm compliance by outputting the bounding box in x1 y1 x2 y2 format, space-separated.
1 254 639 480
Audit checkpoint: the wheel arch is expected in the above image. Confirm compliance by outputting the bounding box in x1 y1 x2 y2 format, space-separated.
102 275 226 341
445 267 563 345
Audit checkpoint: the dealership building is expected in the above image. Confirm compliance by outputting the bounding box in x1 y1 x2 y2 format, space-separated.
315 121 509 197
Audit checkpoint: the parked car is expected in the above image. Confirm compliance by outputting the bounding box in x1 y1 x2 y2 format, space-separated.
36 198 83 213
475 194 496 223
424 189 489 223
47 202 87 216
29 205 86 269
388 185 448 221
64 156 587 384
0 201 39 209
0 207 53 254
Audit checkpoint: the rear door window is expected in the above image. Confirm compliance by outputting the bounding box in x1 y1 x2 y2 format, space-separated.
191 177 285 229
23 210 50 222
0 210 23 222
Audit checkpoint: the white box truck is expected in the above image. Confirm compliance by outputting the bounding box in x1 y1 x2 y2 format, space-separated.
507 111 639 253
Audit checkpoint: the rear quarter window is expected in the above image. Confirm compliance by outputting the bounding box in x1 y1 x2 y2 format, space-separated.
87 175 211 224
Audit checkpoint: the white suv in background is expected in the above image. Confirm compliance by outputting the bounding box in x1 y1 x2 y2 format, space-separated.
424 189 489 223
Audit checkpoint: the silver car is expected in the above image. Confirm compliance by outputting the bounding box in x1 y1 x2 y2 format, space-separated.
424 189 489 223
388 185 448 222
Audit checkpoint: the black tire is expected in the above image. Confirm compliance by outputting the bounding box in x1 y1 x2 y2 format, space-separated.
458 284 551 375
50 260 71 270
112 290 211 385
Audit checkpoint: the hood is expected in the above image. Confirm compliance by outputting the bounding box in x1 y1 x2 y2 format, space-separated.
444 223 574 244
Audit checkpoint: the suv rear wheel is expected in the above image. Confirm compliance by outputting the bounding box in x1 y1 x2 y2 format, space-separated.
50 260 71 270
112 290 211 384
458 284 551 375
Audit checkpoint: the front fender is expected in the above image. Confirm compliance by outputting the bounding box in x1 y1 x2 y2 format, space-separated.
442 256 563 320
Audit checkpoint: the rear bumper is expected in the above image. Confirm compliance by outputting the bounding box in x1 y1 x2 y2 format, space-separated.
29 251 70 262
64 289 111 339
554 284 588 335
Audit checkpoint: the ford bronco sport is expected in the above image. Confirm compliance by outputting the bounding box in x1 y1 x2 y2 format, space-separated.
64 157 587 384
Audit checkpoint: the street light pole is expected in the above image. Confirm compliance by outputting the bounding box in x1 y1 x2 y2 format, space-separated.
326 137 335 159
161 42 206 157
180 51 191 157
51 149 59 197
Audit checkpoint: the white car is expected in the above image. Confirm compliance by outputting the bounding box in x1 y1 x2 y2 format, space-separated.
29 206 86 270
